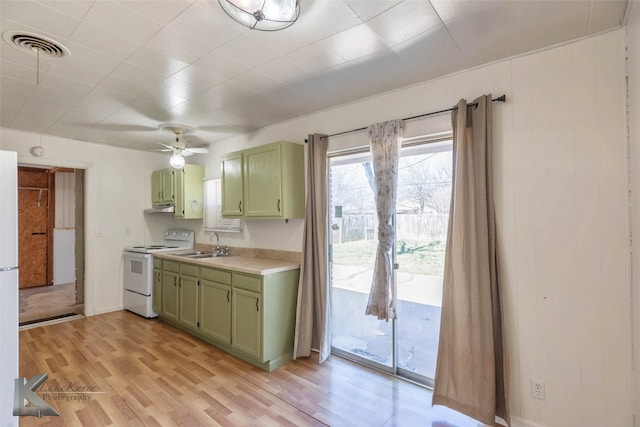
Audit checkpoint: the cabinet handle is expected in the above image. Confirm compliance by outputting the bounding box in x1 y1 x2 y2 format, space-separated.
277 199 280 212
227 290 230 303
256 298 259 312
174 277 177 287
239 201 242 212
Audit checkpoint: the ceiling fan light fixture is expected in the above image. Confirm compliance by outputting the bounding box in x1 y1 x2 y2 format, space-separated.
170 152 185 169
218 0 300 31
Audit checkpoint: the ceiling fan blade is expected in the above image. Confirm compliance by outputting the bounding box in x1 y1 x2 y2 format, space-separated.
188 147 209 154
158 142 175 150
182 150 194 157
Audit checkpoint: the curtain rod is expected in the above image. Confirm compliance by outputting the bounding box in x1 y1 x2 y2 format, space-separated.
305 94 506 142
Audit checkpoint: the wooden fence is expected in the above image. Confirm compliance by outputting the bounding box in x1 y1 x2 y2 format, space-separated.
333 212 448 243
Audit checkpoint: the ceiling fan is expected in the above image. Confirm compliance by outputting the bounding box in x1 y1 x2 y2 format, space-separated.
156 124 209 169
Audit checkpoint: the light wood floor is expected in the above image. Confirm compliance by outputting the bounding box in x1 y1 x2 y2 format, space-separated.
19 283 84 325
19 311 484 427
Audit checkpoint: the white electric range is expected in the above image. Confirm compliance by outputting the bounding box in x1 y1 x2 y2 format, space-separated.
123 229 194 318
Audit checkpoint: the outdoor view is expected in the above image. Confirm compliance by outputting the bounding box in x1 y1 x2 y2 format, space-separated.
330 141 452 382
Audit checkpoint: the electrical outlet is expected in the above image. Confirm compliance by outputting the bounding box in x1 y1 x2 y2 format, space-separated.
531 379 546 400
124 226 132 237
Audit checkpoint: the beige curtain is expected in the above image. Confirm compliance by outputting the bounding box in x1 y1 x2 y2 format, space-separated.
365 120 403 320
432 96 509 425
293 134 331 362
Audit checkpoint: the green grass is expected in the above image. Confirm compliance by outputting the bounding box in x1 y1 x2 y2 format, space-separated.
333 238 446 275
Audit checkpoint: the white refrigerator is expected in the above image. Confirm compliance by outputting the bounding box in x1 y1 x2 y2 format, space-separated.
0 150 19 426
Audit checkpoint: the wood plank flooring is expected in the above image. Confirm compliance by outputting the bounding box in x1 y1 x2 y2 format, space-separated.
18 311 484 427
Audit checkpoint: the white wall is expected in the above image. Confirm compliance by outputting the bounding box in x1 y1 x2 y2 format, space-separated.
206 30 632 426
0 129 184 315
626 0 640 422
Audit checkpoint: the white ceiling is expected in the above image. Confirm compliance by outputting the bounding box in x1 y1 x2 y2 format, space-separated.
0 0 630 151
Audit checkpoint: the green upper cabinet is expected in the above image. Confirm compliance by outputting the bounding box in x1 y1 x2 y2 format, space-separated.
243 143 283 217
151 169 174 205
151 164 204 219
221 152 243 216
174 164 205 219
221 141 304 219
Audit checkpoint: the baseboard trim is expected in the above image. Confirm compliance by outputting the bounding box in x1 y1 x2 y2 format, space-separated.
511 416 547 427
93 305 123 316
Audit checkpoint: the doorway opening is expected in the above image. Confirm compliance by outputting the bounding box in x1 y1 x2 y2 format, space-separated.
17 165 85 326
329 136 452 386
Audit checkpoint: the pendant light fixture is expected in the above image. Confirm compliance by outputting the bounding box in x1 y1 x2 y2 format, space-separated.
218 0 300 31
170 151 186 169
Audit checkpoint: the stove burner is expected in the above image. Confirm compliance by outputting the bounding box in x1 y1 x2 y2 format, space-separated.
125 230 194 254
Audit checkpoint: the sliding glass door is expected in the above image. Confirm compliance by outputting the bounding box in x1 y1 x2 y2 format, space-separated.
329 138 452 384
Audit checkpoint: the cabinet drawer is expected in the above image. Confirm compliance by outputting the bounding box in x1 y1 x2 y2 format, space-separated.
180 263 199 277
201 267 231 285
233 273 262 293
164 260 180 273
153 258 162 269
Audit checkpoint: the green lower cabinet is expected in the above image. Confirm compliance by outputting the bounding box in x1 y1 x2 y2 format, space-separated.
178 273 199 330
231 288 262 359
157 259 299 371
178 263 200 329
152 267 162 315
162 270 179 321
199 279 231 343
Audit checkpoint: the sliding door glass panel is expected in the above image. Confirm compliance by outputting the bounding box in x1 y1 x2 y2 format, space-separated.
395 141 452 381
329 152 393 369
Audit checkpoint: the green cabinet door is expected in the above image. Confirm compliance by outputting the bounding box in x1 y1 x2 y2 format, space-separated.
151 169 175 204
243 143 282 217
178 274 199 330
162 169 174 203
174 164 204 219
232 288 261 359
152 267 162 315
221 152 243 216
199 279 231 343
151 170 163 204
162 270 179 321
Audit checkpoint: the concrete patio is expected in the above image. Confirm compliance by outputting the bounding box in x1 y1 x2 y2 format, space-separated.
331 264 443 379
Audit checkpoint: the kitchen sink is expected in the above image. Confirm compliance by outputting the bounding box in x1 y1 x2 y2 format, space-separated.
188 253 218 259
174 251 228 259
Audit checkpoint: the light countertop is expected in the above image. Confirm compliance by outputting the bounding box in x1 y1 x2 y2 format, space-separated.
154 252 300 276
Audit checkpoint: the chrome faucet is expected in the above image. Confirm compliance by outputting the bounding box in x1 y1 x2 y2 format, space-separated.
209 232 230 256
210 232 220 255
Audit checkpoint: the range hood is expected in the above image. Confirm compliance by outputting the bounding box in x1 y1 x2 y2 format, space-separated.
144 205 175 214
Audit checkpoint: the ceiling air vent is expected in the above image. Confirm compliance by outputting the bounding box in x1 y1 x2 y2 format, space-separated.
2 31 69 58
